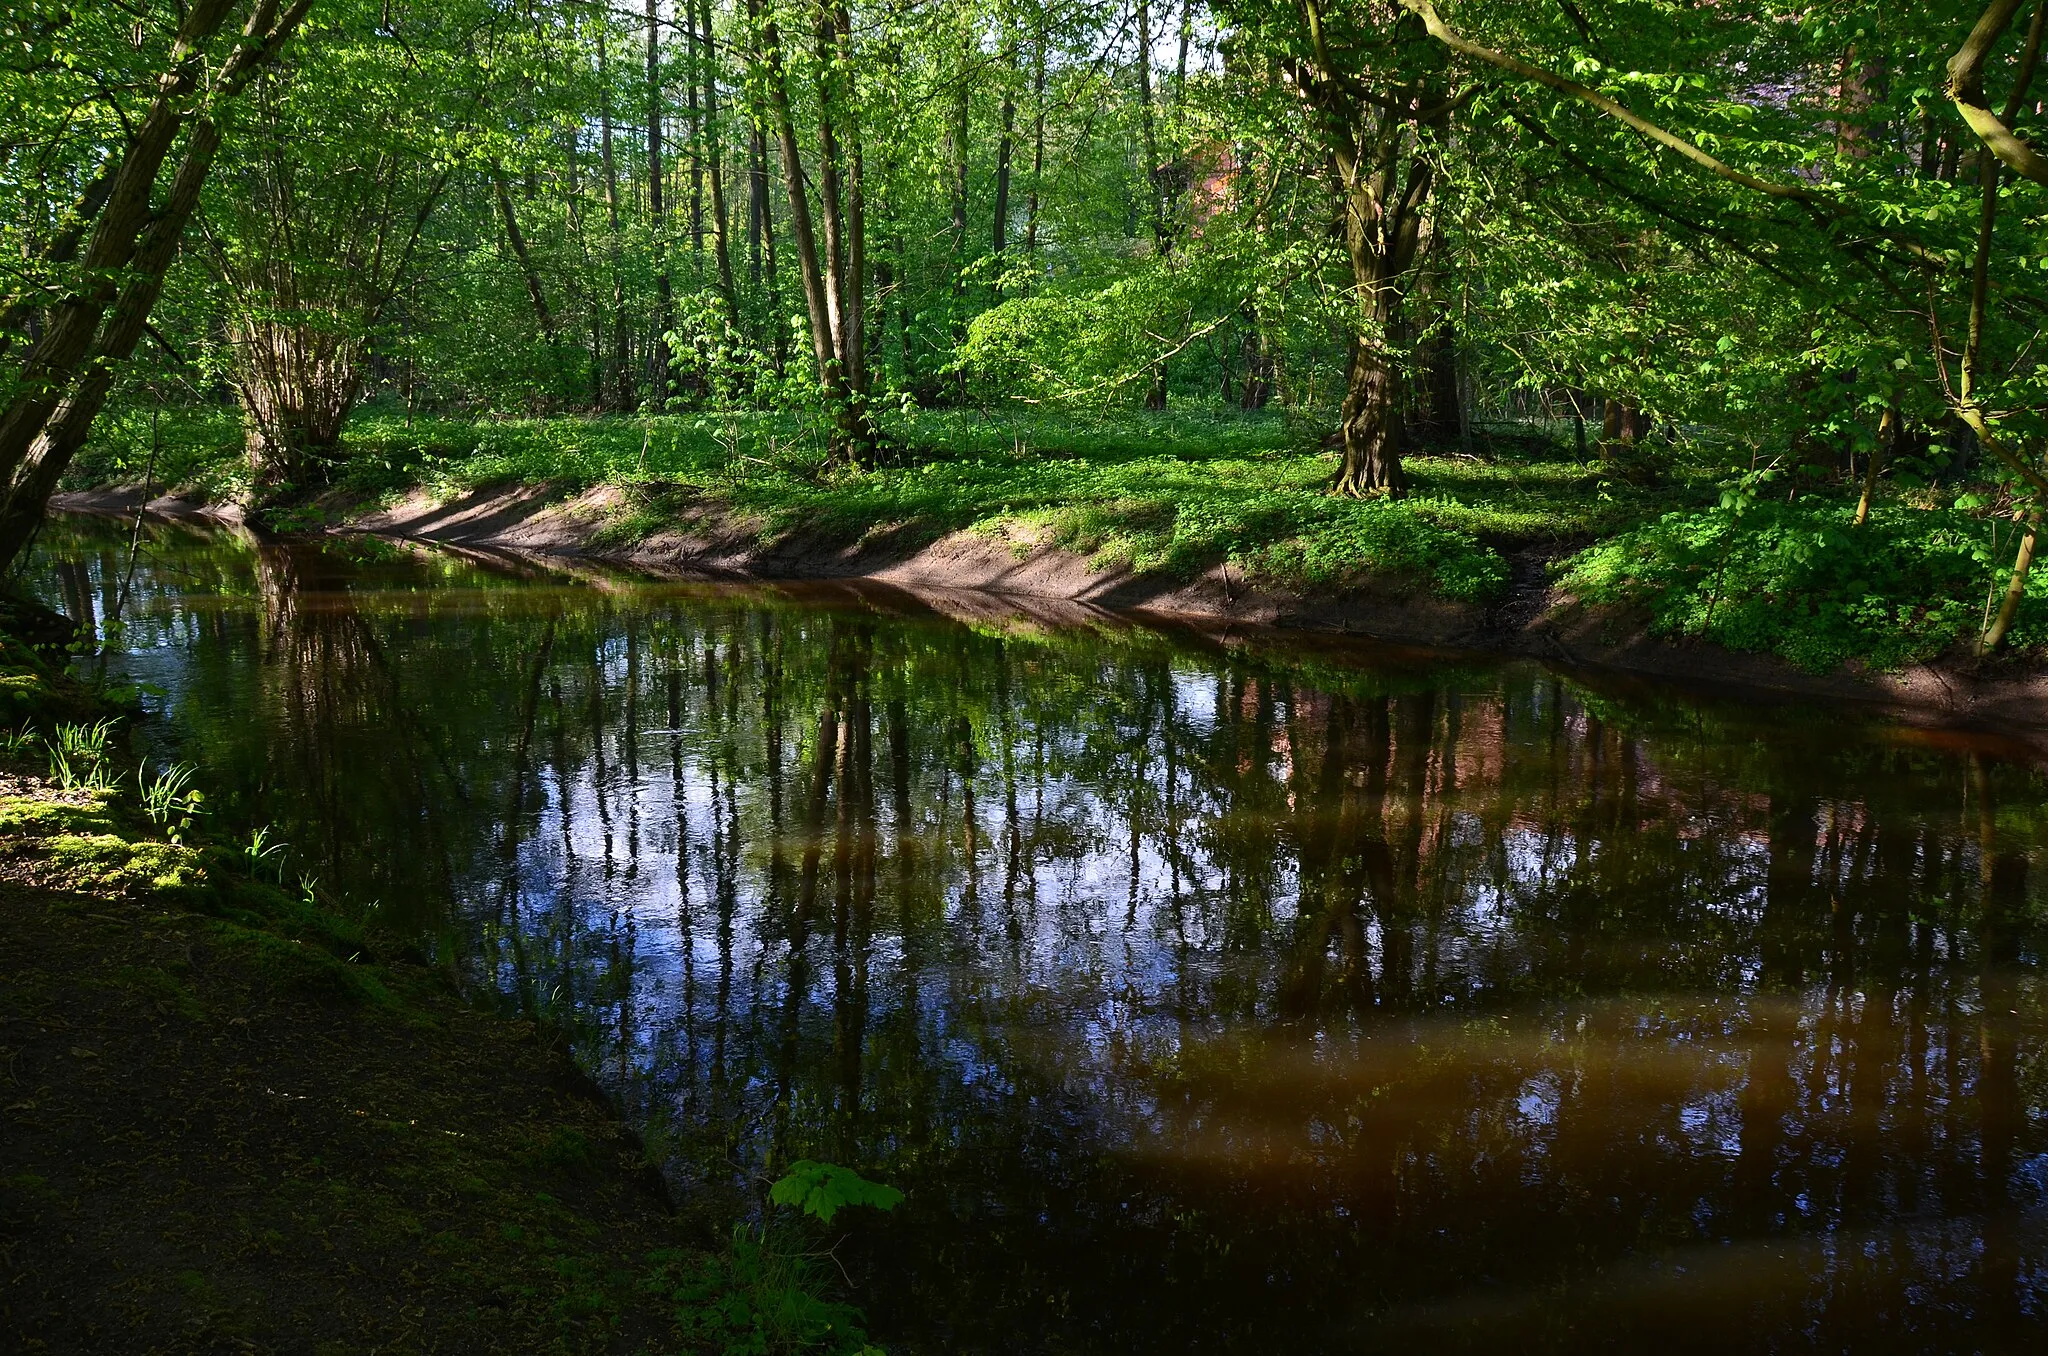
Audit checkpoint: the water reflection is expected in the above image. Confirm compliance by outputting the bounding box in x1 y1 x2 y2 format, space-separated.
29 514 2048 1352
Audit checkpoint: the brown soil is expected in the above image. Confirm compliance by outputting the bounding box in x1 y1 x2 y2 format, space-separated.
51 483 2048 741
0 868 692 1354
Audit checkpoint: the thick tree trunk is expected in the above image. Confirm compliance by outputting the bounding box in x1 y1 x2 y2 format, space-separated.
1413 322 1460 446
1600 396 1644 456
1333 341 1405 496
235 320 365 489
1299 14 1442 499
1328 159 1430 496
1239 305 1274 409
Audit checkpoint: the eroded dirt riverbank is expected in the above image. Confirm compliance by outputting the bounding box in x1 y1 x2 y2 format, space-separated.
52 483 2048 741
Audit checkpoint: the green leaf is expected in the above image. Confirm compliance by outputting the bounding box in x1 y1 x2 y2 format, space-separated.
768 1161 905 1225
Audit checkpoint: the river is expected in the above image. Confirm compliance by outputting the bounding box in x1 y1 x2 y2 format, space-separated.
27 511 2048 1352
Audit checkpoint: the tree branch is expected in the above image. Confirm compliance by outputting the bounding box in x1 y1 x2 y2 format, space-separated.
1948 0 2048 186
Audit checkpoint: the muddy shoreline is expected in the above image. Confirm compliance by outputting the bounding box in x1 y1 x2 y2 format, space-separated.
51 482 2048 743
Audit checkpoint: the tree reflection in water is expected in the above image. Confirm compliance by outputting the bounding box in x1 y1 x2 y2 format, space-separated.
30 514 2048 1352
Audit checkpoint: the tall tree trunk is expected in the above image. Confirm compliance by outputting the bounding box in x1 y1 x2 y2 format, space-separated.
699 0 738 339
747 123 765 288
494 163 559 343
599 20 632 408
1329 122 1433 498
687 3 705 258
834 1 869 418
1176 0 1195 94
1136 0 1165 252
1855 402 1896 526
1239 305 1274 409
746 113 786 376
749 0 873 462
561 88 603 408
1136 0 1168 409
645 0 673 408
993 37 1017 295
946 28 970 330
1981 509 2040 653
1023 24 1048 269
813 13 851 383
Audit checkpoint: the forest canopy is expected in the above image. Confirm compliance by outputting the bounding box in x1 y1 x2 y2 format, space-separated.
9 0 2048 666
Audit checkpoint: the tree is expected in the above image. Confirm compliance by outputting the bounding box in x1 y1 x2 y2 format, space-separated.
204 0 521 489
0 0 310 570
745 0 877 465
1218 1 1455 495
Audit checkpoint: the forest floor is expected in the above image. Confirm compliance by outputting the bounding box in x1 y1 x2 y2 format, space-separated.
56 405 2048 732
0 624 869 1354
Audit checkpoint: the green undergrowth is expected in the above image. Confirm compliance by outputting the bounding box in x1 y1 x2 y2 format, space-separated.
1558 501 2048 672
0 669 416 1007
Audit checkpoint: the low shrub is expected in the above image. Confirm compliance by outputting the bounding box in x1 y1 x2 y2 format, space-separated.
1558 501 2046 671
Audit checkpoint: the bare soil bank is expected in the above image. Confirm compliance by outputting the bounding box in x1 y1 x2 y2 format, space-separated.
53 482 2048 741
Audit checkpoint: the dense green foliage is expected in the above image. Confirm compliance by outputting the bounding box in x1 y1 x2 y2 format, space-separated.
19 0 2048 669
1562 501 2048 671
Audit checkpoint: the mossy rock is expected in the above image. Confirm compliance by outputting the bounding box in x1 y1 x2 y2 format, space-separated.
40 833 207 898
0 793 119 838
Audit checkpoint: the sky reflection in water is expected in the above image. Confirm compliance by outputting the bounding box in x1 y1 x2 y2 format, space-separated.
29 514 2048 1352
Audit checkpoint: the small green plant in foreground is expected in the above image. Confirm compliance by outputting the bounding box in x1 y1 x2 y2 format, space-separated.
47 718 117 790
137 759 205 843
243 825 289 880
767 1161 906 1225
652 1160 901 1355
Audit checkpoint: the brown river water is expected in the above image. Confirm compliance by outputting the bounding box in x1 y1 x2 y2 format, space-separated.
27 512 2048 1352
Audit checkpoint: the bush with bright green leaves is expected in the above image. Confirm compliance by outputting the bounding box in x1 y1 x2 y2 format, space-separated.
1558 501 2048 671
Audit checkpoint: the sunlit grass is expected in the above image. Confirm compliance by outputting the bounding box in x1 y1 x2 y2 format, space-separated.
70 403 1734 604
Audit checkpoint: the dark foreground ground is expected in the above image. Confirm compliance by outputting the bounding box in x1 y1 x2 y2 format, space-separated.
0 863 692 1354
